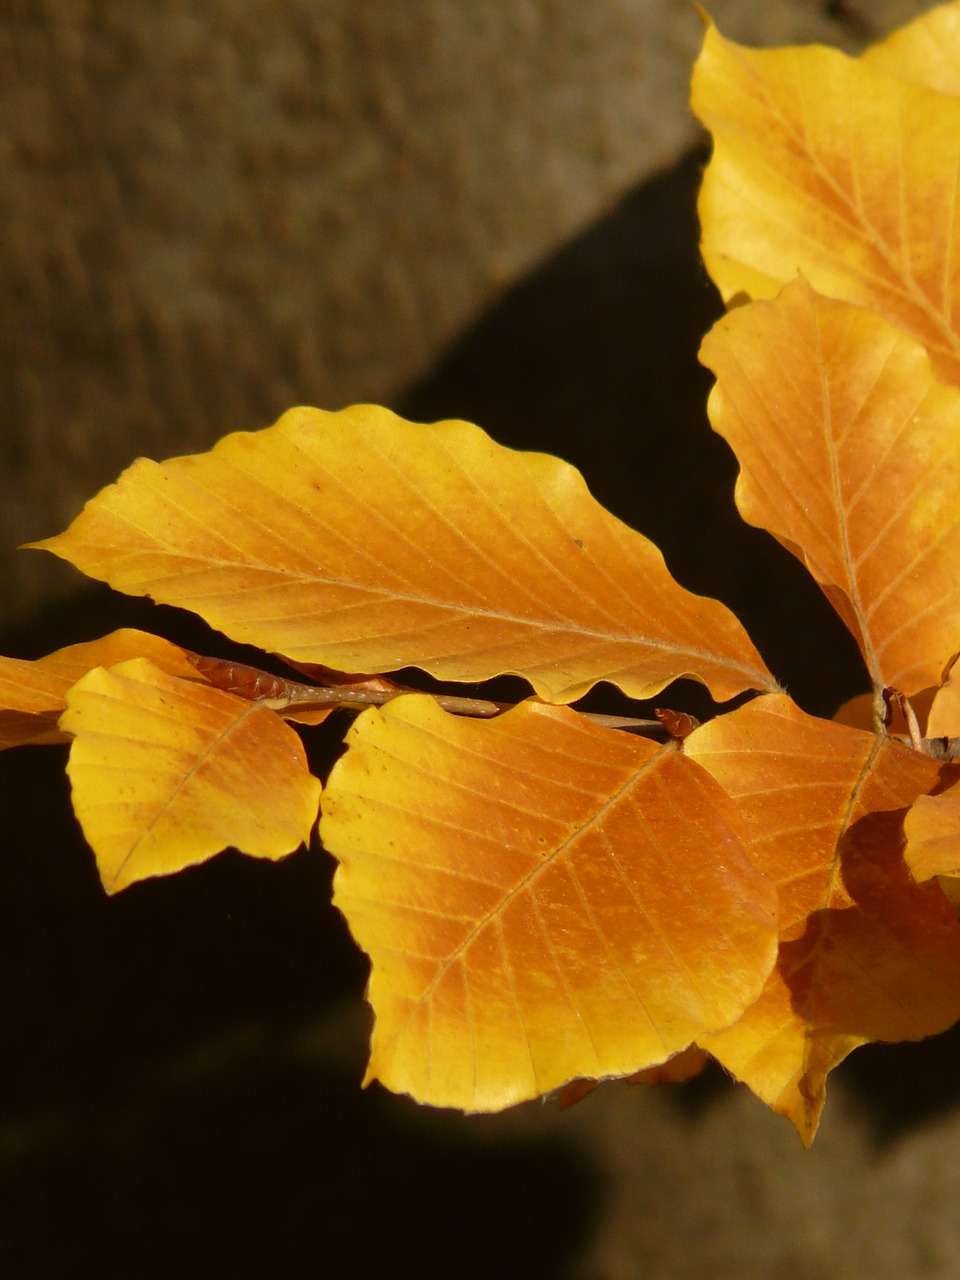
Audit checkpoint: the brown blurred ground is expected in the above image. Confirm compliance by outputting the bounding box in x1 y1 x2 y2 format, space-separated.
0 0 923 626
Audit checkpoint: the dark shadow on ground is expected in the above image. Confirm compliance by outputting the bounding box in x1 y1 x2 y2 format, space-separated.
400 147 864 721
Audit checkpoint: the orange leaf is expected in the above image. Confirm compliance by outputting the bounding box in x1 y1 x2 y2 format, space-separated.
862 1 960 96
832 693 874 733
904 781 960 882
61 658 321 893
320 695 777 1111
701 278 960 696
927 671 960 738
0 629 196 750
29 405 774 705
687 694 960 1144
624 1043 709 1088
557 1044 708 1109
834 688 939 739
691 22 960 383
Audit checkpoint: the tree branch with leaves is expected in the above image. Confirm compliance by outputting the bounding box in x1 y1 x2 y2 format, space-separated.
5 1 960 1145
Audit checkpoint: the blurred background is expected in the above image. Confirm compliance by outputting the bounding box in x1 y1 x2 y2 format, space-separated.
4 2 959 1277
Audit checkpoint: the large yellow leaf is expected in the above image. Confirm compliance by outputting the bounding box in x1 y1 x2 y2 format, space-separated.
691 22 960 383
61 658 321 893
29 405 774 705
320 694 778 1111
687 694 960 1144
700 278 960 697
863 1 960 95
0 629 197 750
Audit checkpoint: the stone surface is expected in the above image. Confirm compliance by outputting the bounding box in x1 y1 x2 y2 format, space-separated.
0 0 931 626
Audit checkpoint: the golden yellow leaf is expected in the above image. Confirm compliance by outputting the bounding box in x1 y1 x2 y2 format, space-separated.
701 278 960 697
692 22 960 383
0 629 196 750
61 658 321 893
320 694 777 1111
29 405 774 705
687 694 960 1144
863 1 960 95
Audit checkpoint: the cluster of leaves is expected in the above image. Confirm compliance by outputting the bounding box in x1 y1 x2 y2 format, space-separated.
6 3 960 1144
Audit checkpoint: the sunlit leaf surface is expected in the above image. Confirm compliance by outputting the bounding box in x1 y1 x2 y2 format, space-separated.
687 694 960 1144
863 1 960 95
30 405 774 705
321 694 777 1111
701 278 960 696
61 658 321 893
0 630 196 749
692 21 960 384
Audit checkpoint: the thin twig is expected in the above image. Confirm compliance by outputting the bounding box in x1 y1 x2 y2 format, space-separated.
259 681 666 735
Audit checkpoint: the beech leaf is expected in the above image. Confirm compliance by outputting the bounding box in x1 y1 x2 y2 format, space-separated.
834 688 939 738
320 695 778 1111
701 278 960 697
862 1 960 96
61 658 321 893
687 694 960 1145
692 20 960 383
0 629 197 750
557 1044 709 1109
926 672 960 738
904 782 960 883
29 405 774 705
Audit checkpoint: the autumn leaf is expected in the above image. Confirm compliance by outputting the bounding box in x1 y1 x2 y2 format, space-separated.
320 694 777 1111
557 1044 709 1109
700 278 960 697
0 629 197 750
61 658 321 893
691 19 960 383
862 0 960 96
926 670 960 738
28 404 775 705
904 778 960 884
687 694 960 1144
833 688 939 739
